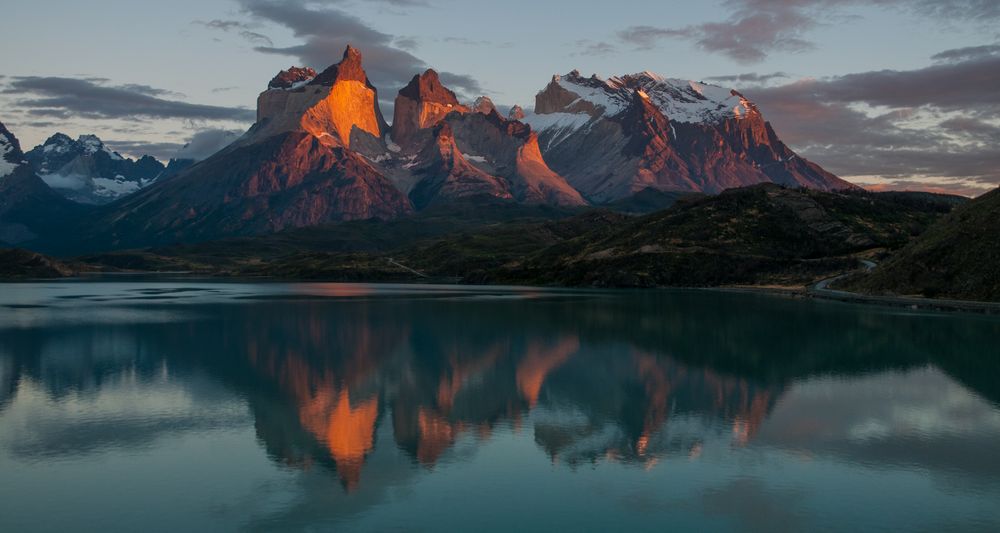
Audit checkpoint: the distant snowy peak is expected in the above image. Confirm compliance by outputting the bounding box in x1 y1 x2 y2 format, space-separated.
0 122 26 179
536 70 757 124
25 132 165 204
32 133 124 170
78 134 124 160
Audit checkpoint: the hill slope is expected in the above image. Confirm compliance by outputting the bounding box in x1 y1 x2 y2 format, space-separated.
489 184 961 287
848 187 1000 301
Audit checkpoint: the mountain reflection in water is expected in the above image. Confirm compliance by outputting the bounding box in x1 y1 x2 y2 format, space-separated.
1 283 999 531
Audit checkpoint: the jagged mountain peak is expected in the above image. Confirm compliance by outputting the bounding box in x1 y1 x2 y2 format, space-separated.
508 105 525 121
537 70 756 124
0 120 27 179
268 66 317 90
253 44 387 148
472 96 497 115
391 69 470 151
310 45 368 86
399 69 462 105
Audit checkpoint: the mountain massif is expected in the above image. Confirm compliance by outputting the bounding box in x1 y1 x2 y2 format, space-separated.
0 45 858 254
522 71 852 201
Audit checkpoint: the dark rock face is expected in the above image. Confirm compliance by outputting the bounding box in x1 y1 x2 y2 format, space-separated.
0 121 24 175
268 66 318 89
409 123 512 209
24 133 166 204
472 96 497 115
527 71 853 201
443 111 586 206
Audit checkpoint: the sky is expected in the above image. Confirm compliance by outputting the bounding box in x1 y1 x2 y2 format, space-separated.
1 0 998 195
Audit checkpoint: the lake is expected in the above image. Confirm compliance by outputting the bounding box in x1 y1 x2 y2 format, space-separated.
1 282 999 532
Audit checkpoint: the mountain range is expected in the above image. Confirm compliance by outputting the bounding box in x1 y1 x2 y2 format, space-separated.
0 45 851 253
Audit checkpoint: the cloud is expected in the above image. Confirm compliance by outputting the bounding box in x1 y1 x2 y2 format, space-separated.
741 48 1000 193
617 8 816 62
194 19 274 47
931 43 1000 63
173 128 243 161
236 0 482 95
102 129 243 161
618 0 1000 62
100 140 183 161
3 77 255 122
571 40 618 57
705 71 790 84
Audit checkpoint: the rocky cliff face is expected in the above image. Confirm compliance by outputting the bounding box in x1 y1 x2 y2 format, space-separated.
390 70 470 151
380 71 585 207
443 111 586 206
409 123 512 209
524 71 852 201
252 46 388 149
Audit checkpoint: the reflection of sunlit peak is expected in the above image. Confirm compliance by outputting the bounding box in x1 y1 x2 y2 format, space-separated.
516 337 579 407
298 283 374 298
324 389 379 490
416 408 455 466
637 434 650 456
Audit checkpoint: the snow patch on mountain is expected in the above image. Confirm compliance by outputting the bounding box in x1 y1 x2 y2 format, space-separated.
542 71 756 125
0 130 22 179
520 112 593 149
79 134 124 160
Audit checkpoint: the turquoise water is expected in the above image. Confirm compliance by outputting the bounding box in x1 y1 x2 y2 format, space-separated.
1 282 999 532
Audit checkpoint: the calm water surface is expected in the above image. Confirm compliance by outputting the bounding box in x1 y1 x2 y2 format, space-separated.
1 282 999 532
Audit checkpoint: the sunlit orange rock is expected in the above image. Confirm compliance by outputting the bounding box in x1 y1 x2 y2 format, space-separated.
255 46 388 149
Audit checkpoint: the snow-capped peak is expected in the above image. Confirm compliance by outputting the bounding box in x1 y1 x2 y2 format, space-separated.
78 134 124 160
539 70 757 124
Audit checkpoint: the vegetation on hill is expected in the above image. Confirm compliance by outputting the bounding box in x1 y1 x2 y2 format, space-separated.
0 248 75 279
845 187 1000 301
71 185 964 289
486 184 962 287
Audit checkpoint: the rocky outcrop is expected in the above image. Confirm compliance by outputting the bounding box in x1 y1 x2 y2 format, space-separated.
390 69 469 151
508 105 525 121
409 123 511 209
472 96 497 115
444 111 586 206
252 46 387 149
268 66 317 89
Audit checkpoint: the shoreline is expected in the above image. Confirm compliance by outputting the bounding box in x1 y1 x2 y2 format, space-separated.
3 269 999 315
